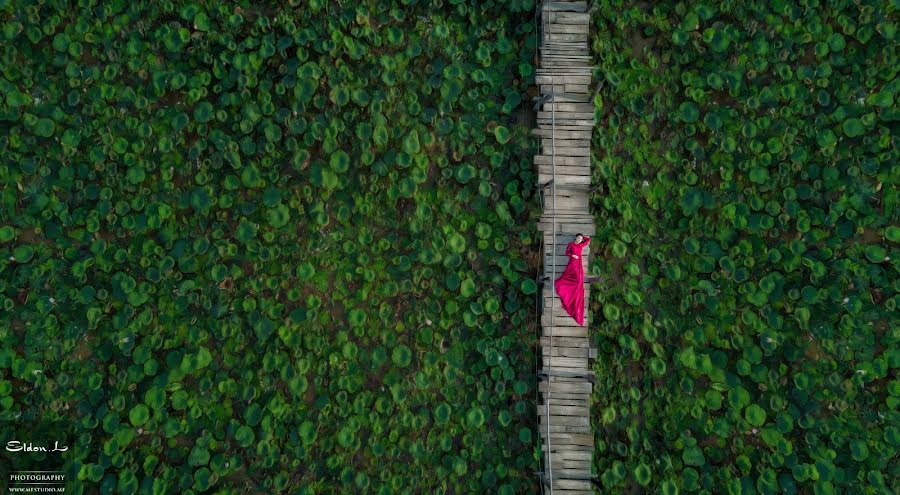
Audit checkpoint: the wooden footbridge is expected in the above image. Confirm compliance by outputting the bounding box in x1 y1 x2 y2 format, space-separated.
534 1 597 494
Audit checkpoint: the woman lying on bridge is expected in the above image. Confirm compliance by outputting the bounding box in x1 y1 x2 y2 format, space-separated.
554 233 590 326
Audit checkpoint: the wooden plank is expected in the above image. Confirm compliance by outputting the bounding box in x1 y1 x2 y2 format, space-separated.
538 103 595 114
540 424 591 434
534 154 590 166
541 392 591 403
543 440 593 451
536 92 591 103
542 346 590 358
548 461 593 472
541 325 588 336
538 117 594 127
540 398 590 408
541 145 590 157
546 11 591 23
542 138 591 149
544 240 591 253
552 479 593 490
536 68 593 75
538 111 594 120
542 2 588 13
538 173 592 186
536 75 592 85
538 404 590 416
540 337 590 349
544 193 589 209
544 433 593 446
547 23 590 34
539 414 590 427
537 220 597 235
551 450 593 462
541 356 589 369
546 32 591 43
532 128 592 139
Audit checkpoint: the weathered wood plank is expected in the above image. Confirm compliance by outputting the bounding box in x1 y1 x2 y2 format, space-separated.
539 414 590 427
537 220 597 235
551 450 594 462
542 346 590 359
541 356 589 369
532 127 592 139
538 174 592 186
542 1 588 13
541 325 588 337
544 433 594 446
542 138 591 149
538 404 590 417
544 193 589 208
538 111 594 120
534 154 590 166
536 74 592 85
540 145 591 157
547 23 590 34
540 336 591 349
539 424 592 434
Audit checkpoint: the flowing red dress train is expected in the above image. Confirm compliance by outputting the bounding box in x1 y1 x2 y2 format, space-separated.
554 236 590 325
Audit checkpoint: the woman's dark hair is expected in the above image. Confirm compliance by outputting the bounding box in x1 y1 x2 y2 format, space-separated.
575 233 583 237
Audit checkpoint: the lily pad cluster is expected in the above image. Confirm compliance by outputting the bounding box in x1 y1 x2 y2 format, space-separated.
589 1 897 494
0 0 540 493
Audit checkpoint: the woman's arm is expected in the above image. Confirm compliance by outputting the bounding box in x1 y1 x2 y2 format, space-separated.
582 236 591 245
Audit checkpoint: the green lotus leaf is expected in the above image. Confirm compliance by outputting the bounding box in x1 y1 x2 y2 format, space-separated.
682 446 705 466
703 27 730 52
466 407 485 428
434 403 451 424
448 232 466 254
236 219 257 243
454 164 477 183
34 118 56 137
0 226 15 242
392 345 412 368
493 125 510 144
681 12 699 31
403 130 420 155
330 150 350 173
634 463 652 486
144 387 166 410
521 278 537 295
266 204 290 228
188 445 210 466
886 226 900 242
234 426 256 448
744 403 767 426
842 118 865 138
348 309 366 327
460 278 475 298
661 479 679 495
128 404 150 426
13 245 34 263
850 439 869 461
864 245 885 263
603 304 620 321
817 129 837 148
678 102 699 122
194 101 214 123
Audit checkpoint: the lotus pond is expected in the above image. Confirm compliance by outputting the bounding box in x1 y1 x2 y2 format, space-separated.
0 1 542 493
589 1 897 493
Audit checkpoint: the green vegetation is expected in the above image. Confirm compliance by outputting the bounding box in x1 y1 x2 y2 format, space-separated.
0 0 540 493
590 1 897 493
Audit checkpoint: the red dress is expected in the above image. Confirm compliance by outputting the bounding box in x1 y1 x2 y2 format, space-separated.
554 236 590 325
